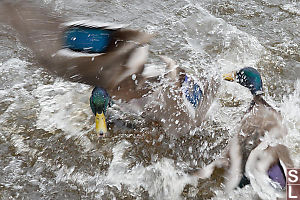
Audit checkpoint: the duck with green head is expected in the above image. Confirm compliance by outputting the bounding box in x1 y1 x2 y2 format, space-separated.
0 1 152 136
223 67 263 95
194 67 293 199
0 1 219 137
90 87 112 136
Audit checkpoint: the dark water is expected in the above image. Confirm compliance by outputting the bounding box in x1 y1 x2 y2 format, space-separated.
0 0 299 199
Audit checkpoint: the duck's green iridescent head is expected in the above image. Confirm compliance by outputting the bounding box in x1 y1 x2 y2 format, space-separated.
90 87 111 136
223 67 263 95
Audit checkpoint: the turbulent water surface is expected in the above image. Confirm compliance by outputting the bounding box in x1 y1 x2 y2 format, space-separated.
0 0 299 199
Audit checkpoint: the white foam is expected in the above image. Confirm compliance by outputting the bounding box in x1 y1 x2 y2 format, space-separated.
280 80 300 167
107 141 198 199
0 58 30 89
182 5 265 73
54 140 198 199
281 3 300 15
33 79 95 151
212 186 257 200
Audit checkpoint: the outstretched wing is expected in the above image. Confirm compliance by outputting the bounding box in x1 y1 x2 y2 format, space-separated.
0 1 152 101
0 1 63 60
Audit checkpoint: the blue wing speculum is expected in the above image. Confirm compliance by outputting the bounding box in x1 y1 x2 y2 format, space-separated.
62 20 126 53
64 27 113 53
183 75 203 108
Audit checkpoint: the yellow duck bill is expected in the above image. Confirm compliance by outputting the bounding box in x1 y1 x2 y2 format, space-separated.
95 112 107 136
223 71 236 81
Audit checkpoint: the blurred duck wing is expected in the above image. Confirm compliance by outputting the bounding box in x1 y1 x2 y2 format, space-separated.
0 1 152 102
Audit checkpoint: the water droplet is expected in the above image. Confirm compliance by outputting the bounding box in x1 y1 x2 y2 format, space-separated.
189 146 193 153
132 74 136 80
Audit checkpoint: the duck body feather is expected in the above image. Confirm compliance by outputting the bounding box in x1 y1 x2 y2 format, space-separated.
238 95 288 175
195 87 293 199
121 56 219 136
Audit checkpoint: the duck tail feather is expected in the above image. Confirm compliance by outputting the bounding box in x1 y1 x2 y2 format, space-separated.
159 55 185 81
245 143 291 199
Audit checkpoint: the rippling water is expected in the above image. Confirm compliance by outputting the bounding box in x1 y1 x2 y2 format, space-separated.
0 0 299 199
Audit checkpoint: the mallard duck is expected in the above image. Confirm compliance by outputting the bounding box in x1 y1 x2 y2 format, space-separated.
0 1 218 136
0 1 152 136
142 56 219 136
194 67 293 199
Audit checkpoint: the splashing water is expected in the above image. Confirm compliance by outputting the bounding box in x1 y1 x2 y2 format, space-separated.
0 0 299 199
281 80 300 167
